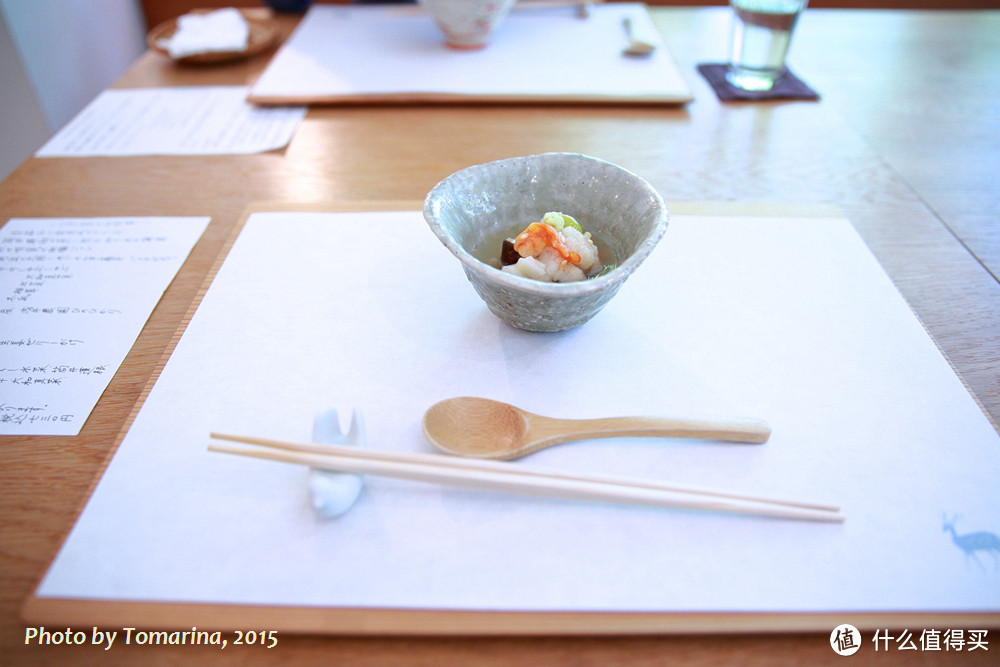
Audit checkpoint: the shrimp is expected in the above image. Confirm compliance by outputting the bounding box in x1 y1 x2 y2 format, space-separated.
513 222 581 264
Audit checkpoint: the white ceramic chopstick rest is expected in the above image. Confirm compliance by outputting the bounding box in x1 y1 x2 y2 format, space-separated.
308 408 365 518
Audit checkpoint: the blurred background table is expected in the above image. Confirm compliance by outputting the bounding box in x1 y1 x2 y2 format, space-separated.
1 5 997 665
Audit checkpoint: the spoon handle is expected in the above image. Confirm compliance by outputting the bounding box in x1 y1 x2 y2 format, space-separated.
531 416 771 449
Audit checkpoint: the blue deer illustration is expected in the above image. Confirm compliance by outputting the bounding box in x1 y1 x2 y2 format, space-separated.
942 514 1000 570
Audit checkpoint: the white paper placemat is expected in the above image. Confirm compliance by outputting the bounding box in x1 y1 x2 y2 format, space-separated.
249 3 693 105
31 207 1000 629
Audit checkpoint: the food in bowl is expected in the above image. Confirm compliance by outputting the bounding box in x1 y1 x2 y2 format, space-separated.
423 152 668 332
496 212 609 283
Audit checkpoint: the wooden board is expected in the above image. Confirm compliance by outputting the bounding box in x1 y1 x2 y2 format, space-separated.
23 201 1000 635
247 4 694 106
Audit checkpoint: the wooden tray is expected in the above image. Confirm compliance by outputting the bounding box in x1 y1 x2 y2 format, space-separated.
147 9 277 65
247 4 695 106
22 201 1000 636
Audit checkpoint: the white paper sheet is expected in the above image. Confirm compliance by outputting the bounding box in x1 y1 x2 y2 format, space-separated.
249 3 692 104
0 217 208 435
35 87 305 157
35 210 1000 616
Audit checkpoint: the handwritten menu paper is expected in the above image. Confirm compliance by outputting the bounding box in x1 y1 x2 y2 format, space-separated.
30 209 1000 630
35 86 305 157
248 3 693 105
0 217 208 435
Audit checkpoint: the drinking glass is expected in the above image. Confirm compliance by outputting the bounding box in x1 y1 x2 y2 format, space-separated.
726 0 808 92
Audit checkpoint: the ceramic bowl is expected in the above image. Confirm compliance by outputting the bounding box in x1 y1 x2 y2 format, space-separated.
418 0 516 49
423 153 669 332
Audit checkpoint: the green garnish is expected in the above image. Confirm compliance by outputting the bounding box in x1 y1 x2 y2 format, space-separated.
592 264 617 278
541 211 583 233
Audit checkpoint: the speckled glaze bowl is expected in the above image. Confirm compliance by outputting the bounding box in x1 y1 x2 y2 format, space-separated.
423 153 669 332
418 0 516 50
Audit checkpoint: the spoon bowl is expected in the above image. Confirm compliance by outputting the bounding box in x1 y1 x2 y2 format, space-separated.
423 397 770 460
622 17 656 57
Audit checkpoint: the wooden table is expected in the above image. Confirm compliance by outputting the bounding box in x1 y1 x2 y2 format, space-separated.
2 6 998 665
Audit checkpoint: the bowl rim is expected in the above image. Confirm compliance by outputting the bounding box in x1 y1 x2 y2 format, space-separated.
423 152 668 297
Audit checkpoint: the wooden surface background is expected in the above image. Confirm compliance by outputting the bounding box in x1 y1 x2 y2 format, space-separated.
139 0 1000 31
1 6 998 665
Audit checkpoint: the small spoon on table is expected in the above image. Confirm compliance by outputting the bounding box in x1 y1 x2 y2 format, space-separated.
423 397 770 460
621 17 656 58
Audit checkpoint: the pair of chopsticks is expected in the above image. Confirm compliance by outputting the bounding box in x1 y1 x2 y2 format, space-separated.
208 433 843 523
391 1 596 19
517 0 597 17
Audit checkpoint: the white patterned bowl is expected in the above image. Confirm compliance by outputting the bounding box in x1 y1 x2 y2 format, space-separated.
423 153 669 332
418 0 516 49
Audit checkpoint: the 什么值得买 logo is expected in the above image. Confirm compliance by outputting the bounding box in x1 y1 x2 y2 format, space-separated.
830 624 861 656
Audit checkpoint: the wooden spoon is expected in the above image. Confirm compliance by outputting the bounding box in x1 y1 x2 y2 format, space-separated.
423 397 770 460
621 17 656 58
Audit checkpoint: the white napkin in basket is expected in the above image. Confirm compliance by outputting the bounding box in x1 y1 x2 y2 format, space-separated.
165 8 249 59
